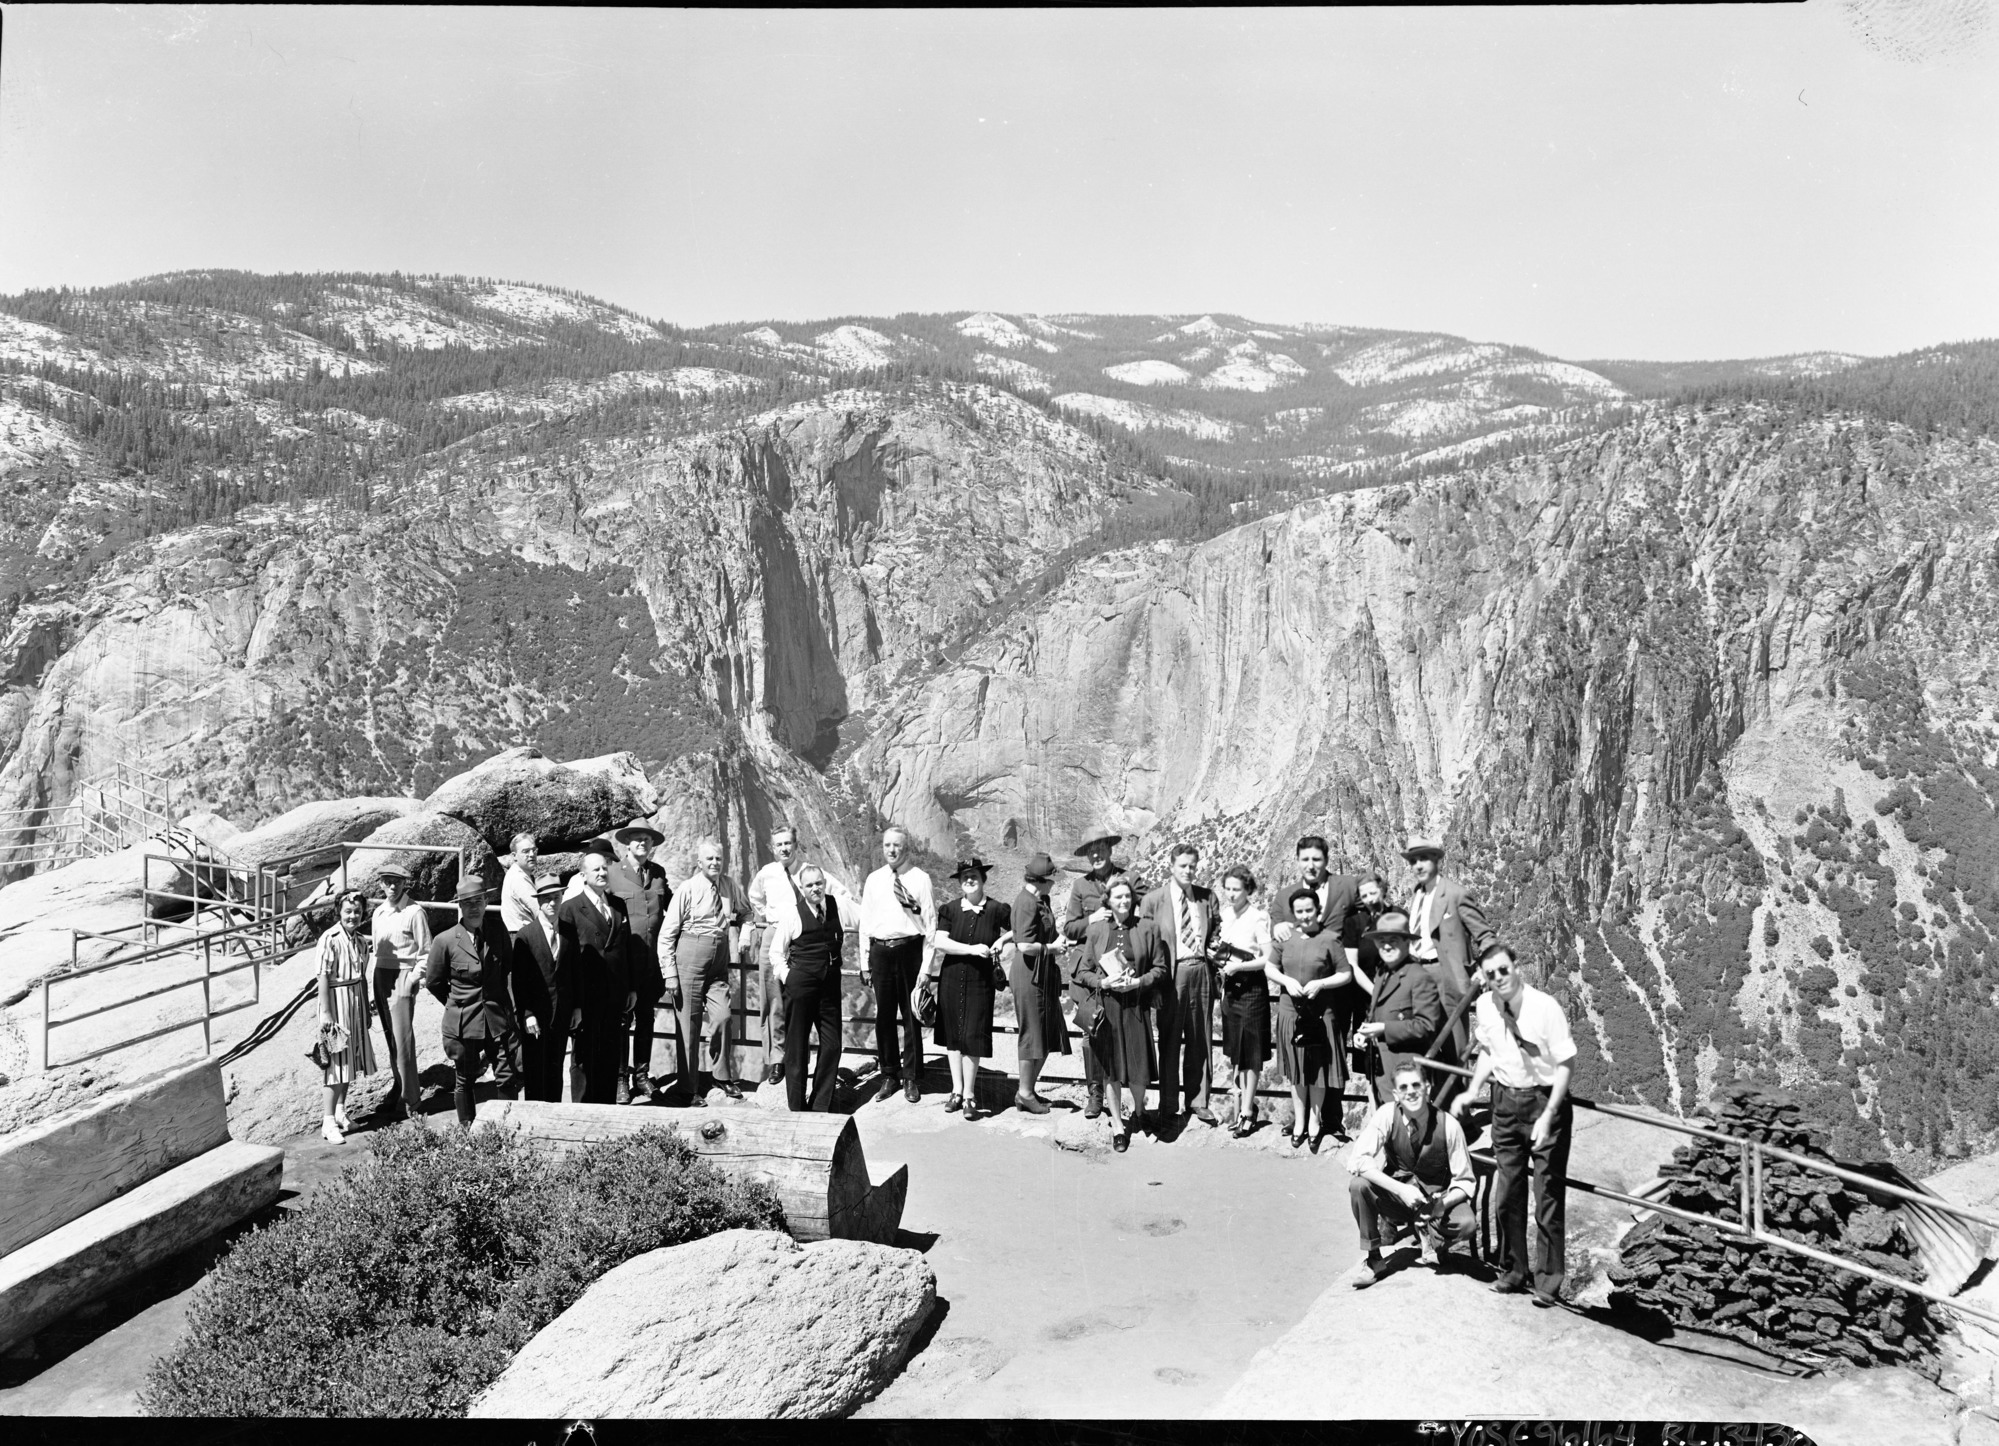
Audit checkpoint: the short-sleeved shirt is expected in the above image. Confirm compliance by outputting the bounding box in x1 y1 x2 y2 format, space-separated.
1276 923 1344 987
1473 984 1577 1089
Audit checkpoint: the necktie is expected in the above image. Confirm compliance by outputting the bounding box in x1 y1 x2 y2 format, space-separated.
893 871 918 916
1501 999 1542 1058
1178 890 1200 957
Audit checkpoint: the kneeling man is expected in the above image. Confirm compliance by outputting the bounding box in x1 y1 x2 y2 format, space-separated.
1347 1061 1476 1286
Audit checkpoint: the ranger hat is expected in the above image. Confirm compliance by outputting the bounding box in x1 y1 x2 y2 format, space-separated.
614 823 665 848
1365 909 1418 942
950 857 991 882
454 878 488 904
1400 836 1446 862
1022 852 1057 883
1075 831 1124 856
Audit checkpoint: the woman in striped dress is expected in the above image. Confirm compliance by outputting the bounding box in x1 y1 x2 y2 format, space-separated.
317 890 378 1142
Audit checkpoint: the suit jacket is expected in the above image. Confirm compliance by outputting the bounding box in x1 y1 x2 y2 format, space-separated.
1136 879 1217 966
1405 874 1495 985
424 916 519 1044
558 890 633 1019
1365 958 1442 1082
509 908 568 1027
1070 916 1169 1030
608 859 671 995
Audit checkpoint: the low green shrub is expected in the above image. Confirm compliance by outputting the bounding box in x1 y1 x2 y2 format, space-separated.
142 1123 785 1418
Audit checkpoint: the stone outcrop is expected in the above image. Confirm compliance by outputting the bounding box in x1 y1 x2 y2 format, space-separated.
468 1228 935 1419
225 796 422 873
339 810 495 902
421 747 656 853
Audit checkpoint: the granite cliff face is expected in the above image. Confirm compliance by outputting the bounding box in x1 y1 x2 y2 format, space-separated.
850 407 1999 1153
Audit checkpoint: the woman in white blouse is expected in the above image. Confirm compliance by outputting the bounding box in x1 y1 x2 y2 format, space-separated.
1213 866 1277 1137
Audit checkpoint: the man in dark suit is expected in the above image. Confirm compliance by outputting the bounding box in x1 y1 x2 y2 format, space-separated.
768 863 845 1112
1138 841 1219 1124
1401 836 1496 1062
1354 910 1442 1106
1061 830 1124 1119
509 872 572 1103
424 878 523 1125
607 822 671 1102
558 847 637 1105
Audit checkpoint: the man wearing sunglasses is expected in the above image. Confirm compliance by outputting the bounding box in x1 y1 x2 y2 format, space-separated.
1453 942 1577 1308
1346 1061 1476 1287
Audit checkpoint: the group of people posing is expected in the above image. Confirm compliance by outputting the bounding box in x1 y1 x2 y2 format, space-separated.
308 818 1582 1305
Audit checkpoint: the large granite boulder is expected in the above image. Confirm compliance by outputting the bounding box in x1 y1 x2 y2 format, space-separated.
226 796 423 873
469 1229 935 1419
342 811 496 902
422 747 658 853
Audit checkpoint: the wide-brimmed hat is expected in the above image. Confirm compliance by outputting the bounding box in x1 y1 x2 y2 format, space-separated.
454 878 488 904
1365 909 1417 941
1400 836 1446 862
534 873 564 898
1022 852 1057 883
951 857 991 882
579 838 618 860
1075 831 1123 855
614 823 664 848
375 864 411 884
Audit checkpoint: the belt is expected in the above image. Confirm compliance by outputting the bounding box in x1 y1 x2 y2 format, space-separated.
1496 1082 1554 1096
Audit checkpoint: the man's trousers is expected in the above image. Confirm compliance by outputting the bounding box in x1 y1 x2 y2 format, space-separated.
1491 1084 1573 1295
868 936 926 1084
1347 1176 1477 1254
1152 959 1215 1114
783 968 842 1112
674 933 735 1091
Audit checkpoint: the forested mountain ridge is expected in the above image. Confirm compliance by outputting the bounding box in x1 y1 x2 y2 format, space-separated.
4 269 1998 1167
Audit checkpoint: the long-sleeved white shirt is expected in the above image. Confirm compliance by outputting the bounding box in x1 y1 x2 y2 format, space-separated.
857 863 936 960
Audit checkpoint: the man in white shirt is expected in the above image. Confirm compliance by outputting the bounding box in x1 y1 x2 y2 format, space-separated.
747 824 804 1085
1348 1062 1477 1287
499 832 540 938
857 826 935 1104
370 865 432 1119
658 837 748 1103
1453 942 1577 1306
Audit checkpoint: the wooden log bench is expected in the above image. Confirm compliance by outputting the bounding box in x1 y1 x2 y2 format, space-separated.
0 1061 284 1353
477 1100 909 1246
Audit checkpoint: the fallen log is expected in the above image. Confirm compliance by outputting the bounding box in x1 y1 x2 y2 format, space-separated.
476 1100 908 1247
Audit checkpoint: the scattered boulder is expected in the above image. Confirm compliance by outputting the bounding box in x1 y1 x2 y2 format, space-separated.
340 811 496 903
468 1228 935 1419
143 827 239 921
422 747 658 854
0 844 147 1007
227 796 424 873
174 812 243 851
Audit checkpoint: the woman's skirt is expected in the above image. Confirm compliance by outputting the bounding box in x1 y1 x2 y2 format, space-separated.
1274 993 1343 1092
1092 988 1155 1094
323 975 378 1084
935 957 997 1057
1218 975 1271 1072
1009 951 1071 1063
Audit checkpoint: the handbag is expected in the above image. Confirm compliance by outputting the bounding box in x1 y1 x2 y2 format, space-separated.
307 1020 348 1071
916 977 939 1027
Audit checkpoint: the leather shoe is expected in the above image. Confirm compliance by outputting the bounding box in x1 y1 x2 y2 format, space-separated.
1531 1289 1562 1309
1490 1278 1528 1295
1351 1254 1388 1289
904 1079 921 1103
1112 1130 1130 1153
944 1093 963 1113
876 1078 902 1103
1192 1106 1218 1126
1015 1093 1050 1115
1083 1087 1104 1120
764 1063 784 1086
718 1081 743 1101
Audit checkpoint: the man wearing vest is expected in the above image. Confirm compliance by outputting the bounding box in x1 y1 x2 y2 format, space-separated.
1347 1061 1477 1287
768 862 846 1112
1454 942 1578 1307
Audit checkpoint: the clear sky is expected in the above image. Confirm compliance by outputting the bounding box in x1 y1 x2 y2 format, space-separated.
2 4 1994 360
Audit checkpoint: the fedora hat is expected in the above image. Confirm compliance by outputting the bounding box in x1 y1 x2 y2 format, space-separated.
1365 909 1418 941
950 857 991 882
1022 852 1057 883
454 878 488 904
1400 836 1446 862
534 873 565 898
579 838 618 860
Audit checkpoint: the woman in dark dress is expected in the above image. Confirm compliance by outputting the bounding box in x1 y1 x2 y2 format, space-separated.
1008 852 1067 1115
1214 866 1276 1137
929 858 1012 1121
1072 875 1165 1152
1274 885 1353 1151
